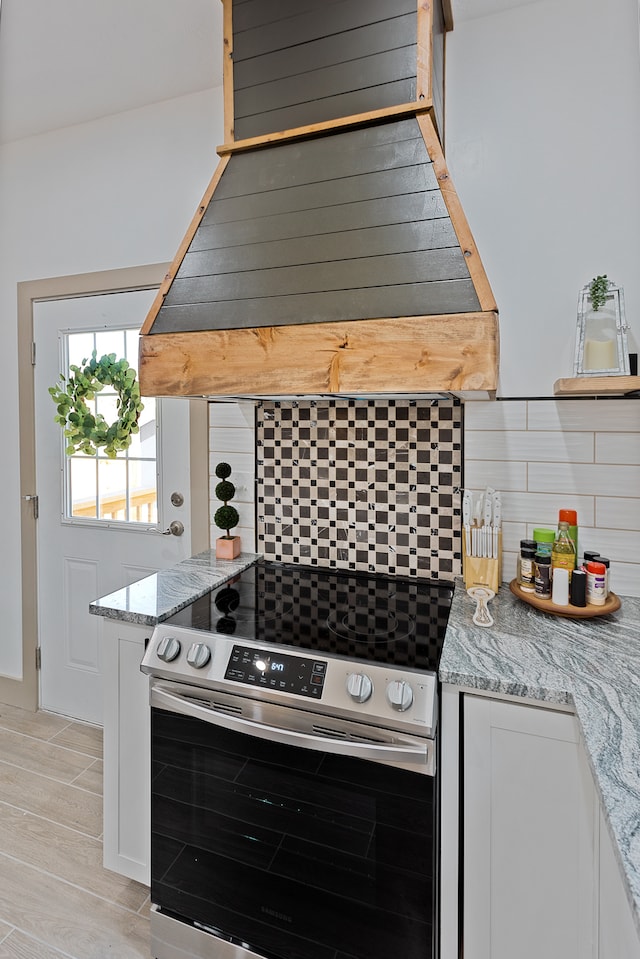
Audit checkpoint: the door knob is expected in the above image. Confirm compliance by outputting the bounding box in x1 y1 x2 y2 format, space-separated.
162 520 184 537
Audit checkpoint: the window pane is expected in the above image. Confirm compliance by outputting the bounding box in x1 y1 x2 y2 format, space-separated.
68 332 95 368
97 458 128 520
70 457 98 518
126 329 140 362
95 392 118 423
128 458 157 523
128 397 156 458
95 329 126 360
63 324 158 526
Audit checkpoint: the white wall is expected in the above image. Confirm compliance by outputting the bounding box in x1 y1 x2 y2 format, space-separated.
446 0 640 397
0 87 223 677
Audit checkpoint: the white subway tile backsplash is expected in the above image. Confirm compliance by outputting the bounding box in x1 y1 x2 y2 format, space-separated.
210 470 255 504
465 430 593 463
501 520 529 553
209 401 255 430
464 459 528 491
209 451 255 477
577 527 640 565
527 399 639 432
528 462 640 498
596 432 640 465
499 492 595 528
210 425 255 455
464 400 527 431
208 403 256 549
502 550 519 584
604 562 640 598
464 398 639 595
596 497 640 531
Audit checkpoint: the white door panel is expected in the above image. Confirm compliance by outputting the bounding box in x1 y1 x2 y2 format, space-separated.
34 290 192 723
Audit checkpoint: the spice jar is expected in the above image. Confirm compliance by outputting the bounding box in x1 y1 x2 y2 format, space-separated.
585 561 607 606
518 547 537 592
533 528 555 557
596 557 610 597
534 553 552 599
583 549 601 567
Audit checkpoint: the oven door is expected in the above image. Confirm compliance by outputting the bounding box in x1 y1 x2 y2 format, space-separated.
150 680 437 959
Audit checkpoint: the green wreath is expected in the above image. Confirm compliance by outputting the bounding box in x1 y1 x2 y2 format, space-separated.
49 351 144 458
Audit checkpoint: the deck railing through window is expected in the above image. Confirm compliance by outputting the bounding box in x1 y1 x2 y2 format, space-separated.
72 488 157 522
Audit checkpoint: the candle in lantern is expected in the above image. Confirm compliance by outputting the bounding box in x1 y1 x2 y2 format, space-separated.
584 336 616 370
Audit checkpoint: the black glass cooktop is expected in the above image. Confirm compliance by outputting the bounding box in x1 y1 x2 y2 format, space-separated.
166 559 454 673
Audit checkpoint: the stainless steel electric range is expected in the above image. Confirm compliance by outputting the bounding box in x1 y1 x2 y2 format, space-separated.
141 558 454 959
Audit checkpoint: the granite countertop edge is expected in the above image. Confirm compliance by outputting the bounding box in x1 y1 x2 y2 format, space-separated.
440 578 640 936
88 551 261 626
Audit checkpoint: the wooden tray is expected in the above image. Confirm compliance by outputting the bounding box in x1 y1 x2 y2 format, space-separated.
509 579 621 619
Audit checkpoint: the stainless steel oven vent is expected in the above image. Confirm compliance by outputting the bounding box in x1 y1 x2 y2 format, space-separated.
312 723 387 745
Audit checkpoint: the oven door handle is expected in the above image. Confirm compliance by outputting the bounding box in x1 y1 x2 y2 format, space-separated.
151 684 435 773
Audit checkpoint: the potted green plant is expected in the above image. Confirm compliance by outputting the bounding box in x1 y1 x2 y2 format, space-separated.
214 462 241 559
588 274 610 312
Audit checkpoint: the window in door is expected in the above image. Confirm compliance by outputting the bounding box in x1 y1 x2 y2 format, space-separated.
63 328 158 525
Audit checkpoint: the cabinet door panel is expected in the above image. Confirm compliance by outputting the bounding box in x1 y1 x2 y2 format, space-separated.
599 809 640 958
102 620 151 884
463 695 597 959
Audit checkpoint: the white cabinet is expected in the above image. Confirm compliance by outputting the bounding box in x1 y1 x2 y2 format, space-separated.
599 809 640 958
102 619 151 885
462 694 598 959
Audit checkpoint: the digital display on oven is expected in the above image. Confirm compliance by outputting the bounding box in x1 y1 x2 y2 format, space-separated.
224 645 326 698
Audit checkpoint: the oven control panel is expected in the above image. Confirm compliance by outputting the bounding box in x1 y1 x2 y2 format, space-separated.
225 645 327 699
142 624 438 736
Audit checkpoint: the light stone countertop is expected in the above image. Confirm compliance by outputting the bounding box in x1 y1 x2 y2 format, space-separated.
440 579 640 934
88 550 260 626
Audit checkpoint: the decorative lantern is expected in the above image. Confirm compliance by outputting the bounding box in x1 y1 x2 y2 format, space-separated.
573 276 630 376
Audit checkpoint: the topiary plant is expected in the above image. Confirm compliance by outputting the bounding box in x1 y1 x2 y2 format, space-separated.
588 274 609 312
214 462 239 538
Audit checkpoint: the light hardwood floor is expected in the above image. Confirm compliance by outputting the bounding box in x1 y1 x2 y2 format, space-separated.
0 702 150 958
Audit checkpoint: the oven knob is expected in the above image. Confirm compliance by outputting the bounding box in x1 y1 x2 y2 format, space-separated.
346 672 373 703
386 680 413 712
156 636 181 663
187 642 211 669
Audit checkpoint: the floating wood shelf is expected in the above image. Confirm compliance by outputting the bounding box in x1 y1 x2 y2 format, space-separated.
553 375 640 396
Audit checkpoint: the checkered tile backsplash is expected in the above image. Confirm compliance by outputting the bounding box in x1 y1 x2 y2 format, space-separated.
256 399 462 579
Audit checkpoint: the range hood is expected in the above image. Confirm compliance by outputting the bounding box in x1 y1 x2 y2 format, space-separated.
139 0 499 399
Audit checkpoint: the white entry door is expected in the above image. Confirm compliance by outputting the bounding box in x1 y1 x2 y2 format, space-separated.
34 289 193 723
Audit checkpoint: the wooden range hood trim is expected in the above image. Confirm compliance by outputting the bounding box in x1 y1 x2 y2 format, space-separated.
217 100 434 156
139 311 499 398
417 113 497 314
140 154 230 335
